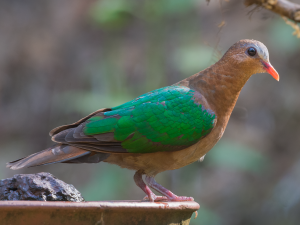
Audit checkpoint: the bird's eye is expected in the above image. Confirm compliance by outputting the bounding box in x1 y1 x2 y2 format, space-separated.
247 47 257 56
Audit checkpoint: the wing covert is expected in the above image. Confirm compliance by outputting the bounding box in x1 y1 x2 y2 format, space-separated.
81 85 216 153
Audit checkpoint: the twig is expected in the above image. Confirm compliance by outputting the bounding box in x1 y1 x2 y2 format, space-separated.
244 0 300 23
282 16 300 38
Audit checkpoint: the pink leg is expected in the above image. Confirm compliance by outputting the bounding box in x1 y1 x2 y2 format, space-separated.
134 171 167 202
145 176 194 201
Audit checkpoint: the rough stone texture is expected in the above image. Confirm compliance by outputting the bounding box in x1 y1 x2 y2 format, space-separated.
0 172 84 202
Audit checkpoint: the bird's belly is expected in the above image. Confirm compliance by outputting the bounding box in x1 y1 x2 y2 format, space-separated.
105 125 224 176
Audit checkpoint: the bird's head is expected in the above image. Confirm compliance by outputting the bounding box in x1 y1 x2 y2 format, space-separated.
222 39 279 81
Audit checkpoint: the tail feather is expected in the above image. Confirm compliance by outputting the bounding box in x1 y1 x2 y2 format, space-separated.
62 152 110 163
6 145 90 170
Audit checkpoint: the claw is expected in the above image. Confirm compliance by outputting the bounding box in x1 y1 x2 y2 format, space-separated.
143 195 168 202
167 195 194 201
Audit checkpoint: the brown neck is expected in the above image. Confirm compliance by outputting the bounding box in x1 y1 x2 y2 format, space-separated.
180 61 251 118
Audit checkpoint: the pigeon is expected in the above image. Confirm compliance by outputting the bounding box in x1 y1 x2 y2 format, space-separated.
7 39 279 202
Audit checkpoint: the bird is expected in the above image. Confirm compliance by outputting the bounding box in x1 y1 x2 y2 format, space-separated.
7 39 279 202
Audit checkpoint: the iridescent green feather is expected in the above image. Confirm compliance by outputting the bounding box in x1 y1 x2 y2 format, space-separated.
83 85 216 153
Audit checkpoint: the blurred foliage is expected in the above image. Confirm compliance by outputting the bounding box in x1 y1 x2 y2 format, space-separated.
174 45 214 75
89 0 198 27
269 18 300 53
207 140 270 174
89 0 134 28
0 0 299 225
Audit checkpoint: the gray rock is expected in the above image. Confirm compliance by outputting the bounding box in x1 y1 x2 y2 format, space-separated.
0 172 84 202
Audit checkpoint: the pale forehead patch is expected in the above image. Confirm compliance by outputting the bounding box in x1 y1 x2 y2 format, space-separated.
252 41 269 62
227 39 270 63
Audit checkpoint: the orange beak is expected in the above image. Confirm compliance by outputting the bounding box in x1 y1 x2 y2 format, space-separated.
261 61 280 81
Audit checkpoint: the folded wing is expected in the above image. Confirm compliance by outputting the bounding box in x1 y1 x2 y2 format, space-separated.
51 86 217 154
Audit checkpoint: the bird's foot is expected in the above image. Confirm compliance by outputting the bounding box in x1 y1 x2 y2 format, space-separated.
145 175 194 202
143 195 168 202
134 171 194 202
166 195 194 201
143 195 193 202
135 171 167 202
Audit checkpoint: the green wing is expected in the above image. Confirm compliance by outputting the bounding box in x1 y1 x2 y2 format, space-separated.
82 85 216 153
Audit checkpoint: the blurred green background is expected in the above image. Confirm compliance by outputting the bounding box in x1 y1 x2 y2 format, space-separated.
0 0 300 224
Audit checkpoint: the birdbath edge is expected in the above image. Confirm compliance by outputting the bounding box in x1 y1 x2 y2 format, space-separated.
0 200 200 225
